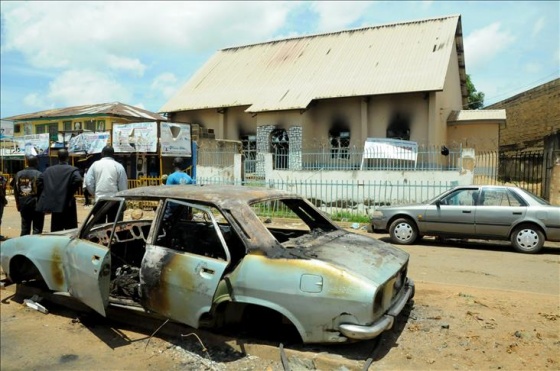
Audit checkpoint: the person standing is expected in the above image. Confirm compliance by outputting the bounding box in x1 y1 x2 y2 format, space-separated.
85 145 128 222
37 149 82 232
82 167 92 207
14 155 44 235
0 174 8 241
166 157 193 185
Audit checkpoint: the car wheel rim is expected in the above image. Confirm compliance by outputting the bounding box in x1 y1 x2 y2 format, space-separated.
395 223 413 242
516 229 539 249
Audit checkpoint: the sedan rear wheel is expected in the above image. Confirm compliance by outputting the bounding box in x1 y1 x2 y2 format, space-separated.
389 218 418 245
511 225 544 254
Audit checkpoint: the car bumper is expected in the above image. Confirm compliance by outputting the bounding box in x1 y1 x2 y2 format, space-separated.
371 216 389 231
338 278 415 340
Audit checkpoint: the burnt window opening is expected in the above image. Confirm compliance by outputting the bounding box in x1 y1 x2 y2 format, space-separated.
241 134 257 173
271 129 289 170
387 114 411 141
14 124 21 133
329 130 350 159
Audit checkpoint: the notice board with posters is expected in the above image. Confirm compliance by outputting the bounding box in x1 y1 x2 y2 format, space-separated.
113 122 158 153
360 138 418 169
67 132 110 154
160 122 192 157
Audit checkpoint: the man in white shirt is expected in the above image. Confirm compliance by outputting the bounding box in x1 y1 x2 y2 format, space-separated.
85 145 128 221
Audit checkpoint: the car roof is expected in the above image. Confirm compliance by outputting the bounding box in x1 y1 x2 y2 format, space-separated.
116 184 301 209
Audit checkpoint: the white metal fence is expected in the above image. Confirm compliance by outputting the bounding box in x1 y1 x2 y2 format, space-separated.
196 177 455 219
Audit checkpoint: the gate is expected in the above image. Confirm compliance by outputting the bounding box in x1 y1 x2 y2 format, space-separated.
475 149 552 200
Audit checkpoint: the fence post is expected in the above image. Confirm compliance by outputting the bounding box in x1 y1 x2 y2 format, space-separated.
549 150 560 206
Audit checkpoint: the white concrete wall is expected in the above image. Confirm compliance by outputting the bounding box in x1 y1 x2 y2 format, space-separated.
196 153 473 211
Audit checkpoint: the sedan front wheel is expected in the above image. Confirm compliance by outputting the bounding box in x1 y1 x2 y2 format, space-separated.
511 225 544 254
389 218 418 245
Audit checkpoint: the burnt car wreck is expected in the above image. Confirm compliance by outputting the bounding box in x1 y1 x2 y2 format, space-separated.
1 185 414 343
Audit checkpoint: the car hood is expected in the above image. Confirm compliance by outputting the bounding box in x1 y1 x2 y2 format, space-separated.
282 230 409 284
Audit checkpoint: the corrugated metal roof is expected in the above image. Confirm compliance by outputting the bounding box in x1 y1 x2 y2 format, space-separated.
160 15 465 114
3 102 167 122
448 109 507 123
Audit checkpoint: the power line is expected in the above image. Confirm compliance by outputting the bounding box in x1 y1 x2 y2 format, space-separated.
485 71 559 103
463 71 559 108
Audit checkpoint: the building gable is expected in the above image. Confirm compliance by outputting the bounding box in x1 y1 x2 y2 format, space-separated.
161 15 466 114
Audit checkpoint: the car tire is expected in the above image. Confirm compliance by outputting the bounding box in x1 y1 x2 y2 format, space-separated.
389 218 418 245
510 225 545 254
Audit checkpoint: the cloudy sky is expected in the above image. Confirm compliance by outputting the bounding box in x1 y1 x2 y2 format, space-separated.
1 1 558 119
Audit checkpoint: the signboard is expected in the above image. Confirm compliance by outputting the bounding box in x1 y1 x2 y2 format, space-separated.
160 122 192 157
113 122 158 153
13 134 50 156
0 120 14 140
0 147 24 158
361 138 418 169
68 132 110 154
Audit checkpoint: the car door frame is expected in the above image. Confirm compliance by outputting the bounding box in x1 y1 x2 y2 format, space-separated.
64 197 126 316
421 187 479 236
140 199 231 328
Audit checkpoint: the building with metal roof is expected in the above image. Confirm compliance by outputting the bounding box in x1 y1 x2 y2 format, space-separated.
160 14 504 171
1 102 168 176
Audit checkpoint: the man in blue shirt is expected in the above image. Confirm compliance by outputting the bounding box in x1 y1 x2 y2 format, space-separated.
166 157 193 185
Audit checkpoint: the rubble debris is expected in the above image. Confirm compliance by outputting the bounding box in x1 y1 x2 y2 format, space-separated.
23 295 48 314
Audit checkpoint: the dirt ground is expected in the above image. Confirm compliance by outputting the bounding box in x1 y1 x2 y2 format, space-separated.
1 198 559 370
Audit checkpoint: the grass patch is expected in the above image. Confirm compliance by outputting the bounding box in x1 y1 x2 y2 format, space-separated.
328 211 370 223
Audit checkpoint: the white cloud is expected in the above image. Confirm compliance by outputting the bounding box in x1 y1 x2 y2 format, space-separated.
1 1 299 70
532 16 545 37
310 1 374 32
464 22 515 68
524 62 542 74
151 73 179 100
106 55 146 77
23 93 49 111
45 70 132 108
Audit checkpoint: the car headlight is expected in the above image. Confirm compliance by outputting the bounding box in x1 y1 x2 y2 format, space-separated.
372 210 384 217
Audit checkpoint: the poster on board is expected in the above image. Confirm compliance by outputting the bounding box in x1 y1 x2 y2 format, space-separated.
160 122 192 157
68 132 110 154
360 138 418 169
113 122 158 153
14 134 50 157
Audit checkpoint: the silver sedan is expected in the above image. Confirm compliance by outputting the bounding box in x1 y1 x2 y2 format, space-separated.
371 185 560 253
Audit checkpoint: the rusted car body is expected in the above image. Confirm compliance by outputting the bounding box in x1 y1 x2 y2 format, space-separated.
0 185 414 343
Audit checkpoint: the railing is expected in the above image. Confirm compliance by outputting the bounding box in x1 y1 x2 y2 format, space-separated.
129 176 164 189
199 145 463 172
196 177 453 218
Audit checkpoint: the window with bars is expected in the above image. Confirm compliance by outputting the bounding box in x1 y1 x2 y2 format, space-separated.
329 131 350 159
241 135 257 173
36 123 59 141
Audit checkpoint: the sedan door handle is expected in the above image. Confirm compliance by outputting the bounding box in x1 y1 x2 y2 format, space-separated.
462 210 472 213
512 212 522 215
202 267 215 275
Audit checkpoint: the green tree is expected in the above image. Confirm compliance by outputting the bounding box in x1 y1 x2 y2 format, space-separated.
466 74 485 109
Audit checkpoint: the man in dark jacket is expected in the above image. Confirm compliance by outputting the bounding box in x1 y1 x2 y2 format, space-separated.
14 155 44 235
37 149 83 232
0 174 7 241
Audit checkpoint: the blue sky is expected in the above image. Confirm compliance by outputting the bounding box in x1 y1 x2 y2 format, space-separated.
1 1 558 119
